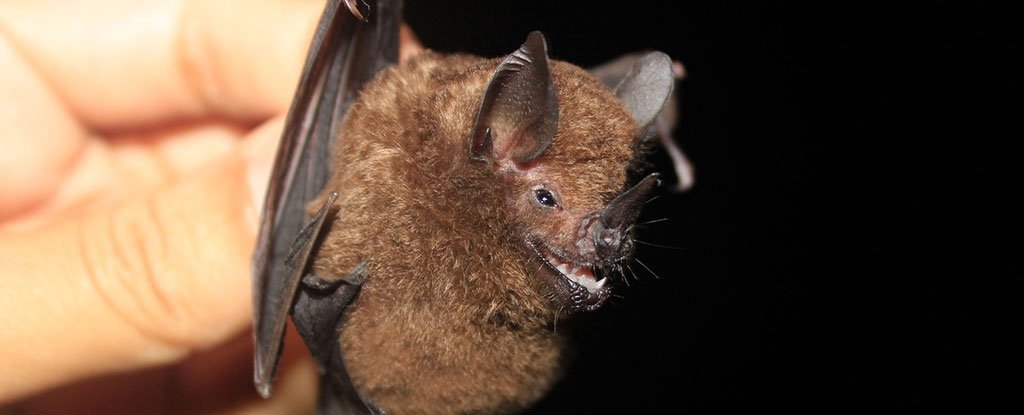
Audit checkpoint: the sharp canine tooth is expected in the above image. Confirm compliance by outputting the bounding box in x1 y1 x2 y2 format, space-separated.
545 252 605 294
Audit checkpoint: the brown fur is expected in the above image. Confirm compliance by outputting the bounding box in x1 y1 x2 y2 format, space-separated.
309 50 639 414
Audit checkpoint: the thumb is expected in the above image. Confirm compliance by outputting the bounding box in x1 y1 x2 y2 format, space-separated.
0 120 280 403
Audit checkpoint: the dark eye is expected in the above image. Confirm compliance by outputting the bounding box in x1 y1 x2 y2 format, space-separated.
534 188 559 208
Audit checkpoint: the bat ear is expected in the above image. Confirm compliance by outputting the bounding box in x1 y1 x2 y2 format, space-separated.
470 31 559 164
613 51 675 134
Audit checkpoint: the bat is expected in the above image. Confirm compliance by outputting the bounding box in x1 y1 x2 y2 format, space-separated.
251 1 676 413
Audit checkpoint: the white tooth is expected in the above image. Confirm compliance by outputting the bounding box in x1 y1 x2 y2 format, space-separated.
581 279 598 293
557 264 569 275
595 278 607 289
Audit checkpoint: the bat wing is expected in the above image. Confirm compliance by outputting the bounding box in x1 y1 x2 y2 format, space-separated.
251 0 399 402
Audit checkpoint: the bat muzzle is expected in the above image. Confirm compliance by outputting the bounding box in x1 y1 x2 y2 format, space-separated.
529 173 661 313
593 173 660 262
526 241 610 312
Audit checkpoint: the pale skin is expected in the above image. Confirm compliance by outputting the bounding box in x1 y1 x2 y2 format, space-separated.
0 0 420 413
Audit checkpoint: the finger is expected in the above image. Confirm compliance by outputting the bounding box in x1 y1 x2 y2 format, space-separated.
0 1 424 132
5 329 317 415
0 0 322 130
0 120 253 228
0 25 87 219
0 0 421 221
0 119 280 402
400 24 424 62
0 0 310 222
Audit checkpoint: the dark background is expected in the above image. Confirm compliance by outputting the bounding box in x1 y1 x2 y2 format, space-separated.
406 0 977 412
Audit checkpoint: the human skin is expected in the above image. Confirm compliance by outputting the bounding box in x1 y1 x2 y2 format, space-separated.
0 1 420 413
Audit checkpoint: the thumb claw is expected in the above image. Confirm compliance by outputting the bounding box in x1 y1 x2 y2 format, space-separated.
342 0 370 22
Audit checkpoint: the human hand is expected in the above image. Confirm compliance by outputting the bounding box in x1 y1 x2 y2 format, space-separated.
0 0 420 413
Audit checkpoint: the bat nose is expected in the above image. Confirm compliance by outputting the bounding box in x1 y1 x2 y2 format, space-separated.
593 173 660 259
594 226 627 259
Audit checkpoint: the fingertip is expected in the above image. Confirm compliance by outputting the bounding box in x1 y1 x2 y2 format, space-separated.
400 24 424 63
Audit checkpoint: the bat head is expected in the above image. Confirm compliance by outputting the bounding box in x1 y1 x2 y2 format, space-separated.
469 32 674 312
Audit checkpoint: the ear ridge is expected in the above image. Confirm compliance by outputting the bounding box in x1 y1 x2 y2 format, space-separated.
613 51 674 134
470 31 559 163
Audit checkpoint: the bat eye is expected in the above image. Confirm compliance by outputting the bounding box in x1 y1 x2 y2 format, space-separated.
533 188 559 209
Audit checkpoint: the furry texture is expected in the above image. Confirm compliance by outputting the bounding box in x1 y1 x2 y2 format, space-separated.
309 50 640 414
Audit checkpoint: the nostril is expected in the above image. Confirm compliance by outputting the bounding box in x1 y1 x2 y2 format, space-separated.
597 228 620 251
601 233 615 247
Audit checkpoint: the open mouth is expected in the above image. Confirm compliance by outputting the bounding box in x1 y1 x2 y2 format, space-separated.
526 242 612 312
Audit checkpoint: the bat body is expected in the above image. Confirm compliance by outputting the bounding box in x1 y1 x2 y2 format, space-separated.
311 51 647 413
252 1 675 414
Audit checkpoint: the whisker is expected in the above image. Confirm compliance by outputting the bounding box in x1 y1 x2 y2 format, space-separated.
554 306 565 333
638 217 670 225
613 265 626 285
635 239 685 250
625 264 639 284
635 258 661 279
643 195 662 206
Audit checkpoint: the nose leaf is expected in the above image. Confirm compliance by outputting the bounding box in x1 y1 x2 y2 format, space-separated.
594 173 660 258
601 173 660 229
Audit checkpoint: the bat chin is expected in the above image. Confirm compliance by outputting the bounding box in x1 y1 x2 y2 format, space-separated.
525 240 612 312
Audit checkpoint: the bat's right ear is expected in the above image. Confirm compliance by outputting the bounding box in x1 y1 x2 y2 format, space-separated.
469 31 559 164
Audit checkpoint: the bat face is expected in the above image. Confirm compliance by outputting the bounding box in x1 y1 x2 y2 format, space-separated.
510 171 661 313
467 33 669 314
492 69 657 312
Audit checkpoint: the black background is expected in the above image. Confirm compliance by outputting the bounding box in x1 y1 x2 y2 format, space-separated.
405 0 978 412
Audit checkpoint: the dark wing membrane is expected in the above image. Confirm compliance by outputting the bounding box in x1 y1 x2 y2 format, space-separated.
252 0 400 397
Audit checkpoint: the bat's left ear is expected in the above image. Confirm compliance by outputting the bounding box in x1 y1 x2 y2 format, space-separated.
470 31 559 164
613 52 675 135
